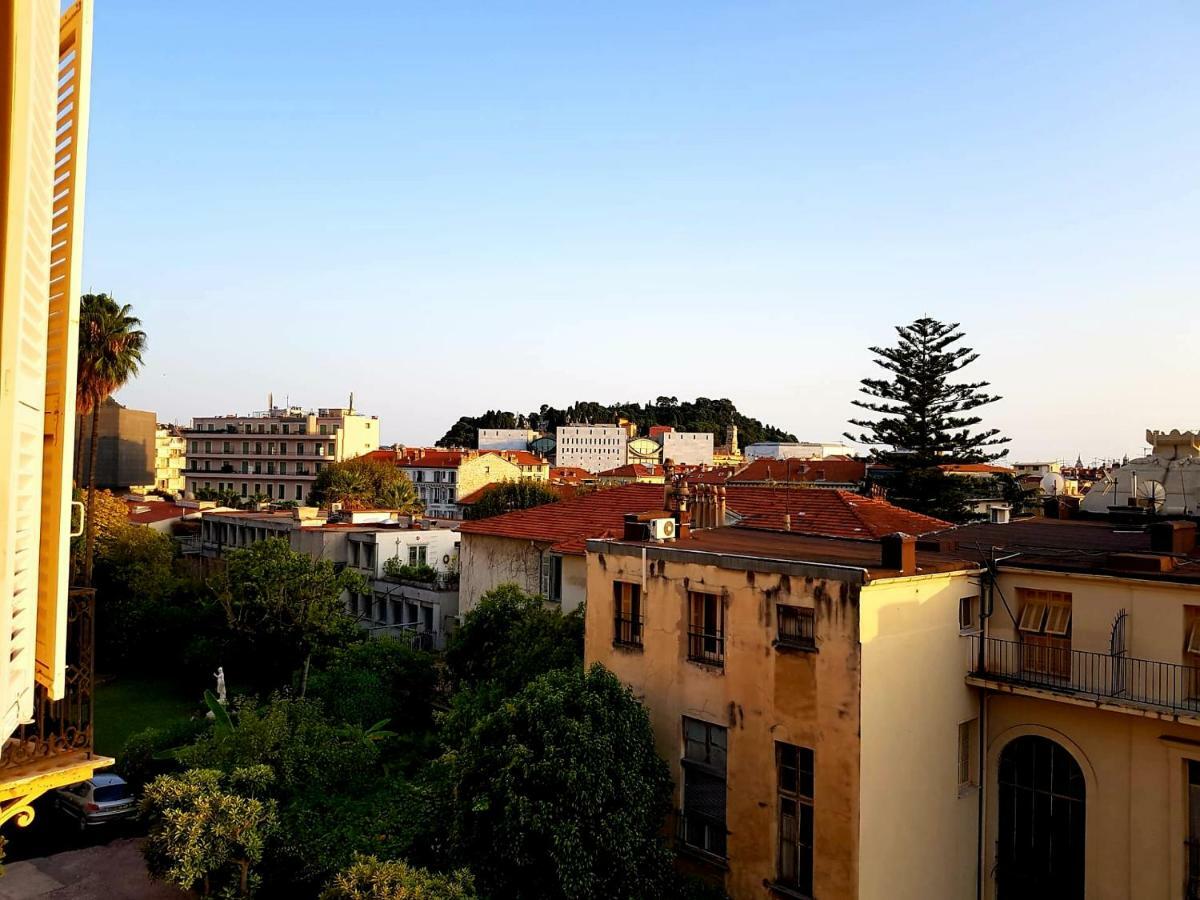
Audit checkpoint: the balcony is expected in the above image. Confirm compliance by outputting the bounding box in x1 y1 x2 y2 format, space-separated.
969 636 1200 723
687 629 725 668
614 614 643 648
0 590 111 827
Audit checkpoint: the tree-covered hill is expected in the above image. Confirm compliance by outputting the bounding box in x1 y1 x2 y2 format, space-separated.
436 397 797 449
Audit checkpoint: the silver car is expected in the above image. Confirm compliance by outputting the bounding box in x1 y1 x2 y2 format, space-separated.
53 773 136 830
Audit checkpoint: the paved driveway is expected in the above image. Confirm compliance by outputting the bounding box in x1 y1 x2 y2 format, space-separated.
0 837 184 900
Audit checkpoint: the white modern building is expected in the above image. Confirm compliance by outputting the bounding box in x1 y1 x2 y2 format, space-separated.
744 441 850 461
555 424 629 473
183 404 380 502
1080 429 1200 517
477 428 534 451
659 431 714 466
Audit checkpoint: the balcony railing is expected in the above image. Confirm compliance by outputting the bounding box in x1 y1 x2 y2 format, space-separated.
1 589 97 775
970 636 1200 717
687 629 725 668
614 614 643 647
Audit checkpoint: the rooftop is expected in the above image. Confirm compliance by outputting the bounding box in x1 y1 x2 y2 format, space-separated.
591 527 974 580
728 457 866 485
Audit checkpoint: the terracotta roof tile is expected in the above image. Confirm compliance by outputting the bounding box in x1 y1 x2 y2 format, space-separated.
729 457 866 485
722 486 948 538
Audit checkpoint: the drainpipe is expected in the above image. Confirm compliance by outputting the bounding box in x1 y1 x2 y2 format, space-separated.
975 562 994 900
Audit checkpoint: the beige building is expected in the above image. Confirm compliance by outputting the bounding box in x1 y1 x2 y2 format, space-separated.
150 424 186 494
556 424 628 472
2 0 107 828
584 488 1200 899
183 405 380 503
477 428 534 451
369 447 548 520
660 430 715 466
75 397 155 489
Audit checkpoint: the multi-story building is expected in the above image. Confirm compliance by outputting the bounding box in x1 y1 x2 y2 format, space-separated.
75 397 156 489
556 424 628 472
2 0 107 829
369 447 549 520
477 428 534 451
597 464 666 485
744 441 850 461
150 423 187 494
183 405 380 503
458 482 946 615
585 483 1200 899
193 507 461 649
660 430 715 466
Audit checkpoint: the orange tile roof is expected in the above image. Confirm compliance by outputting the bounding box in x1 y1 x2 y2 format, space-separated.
598 464 664 478
124 500 201 524
550 466 592 484
456 481 578 506
729 457 866 485
458 482 947 555
723 486 948 538
479 449 548 467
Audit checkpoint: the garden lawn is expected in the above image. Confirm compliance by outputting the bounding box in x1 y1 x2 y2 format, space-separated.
94 677 199 758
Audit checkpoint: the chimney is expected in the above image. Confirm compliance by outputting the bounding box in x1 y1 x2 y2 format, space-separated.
784 513 792 532
716 485 726 526
881 533 917 575
989 504 1011 524
676 482 691 539
1150 520 1198 554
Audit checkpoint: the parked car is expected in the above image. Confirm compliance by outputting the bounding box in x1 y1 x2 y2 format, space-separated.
53 774 136 830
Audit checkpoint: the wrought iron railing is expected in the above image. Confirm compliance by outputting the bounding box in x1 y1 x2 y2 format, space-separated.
687 629 725 668
970 636 1200 716
614 614 643 647
777 606 816 649
0 589 97 773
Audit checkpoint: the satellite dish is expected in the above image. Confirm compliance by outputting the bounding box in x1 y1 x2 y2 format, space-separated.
1040 473 1066 496
1137 479 1167 513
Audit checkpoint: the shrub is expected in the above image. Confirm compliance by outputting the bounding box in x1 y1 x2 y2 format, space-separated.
118 718 207 788
307 637 437 737
321 855 475 900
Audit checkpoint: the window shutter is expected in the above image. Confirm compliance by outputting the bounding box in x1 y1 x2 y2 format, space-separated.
540 553 551 598
1 0 62 738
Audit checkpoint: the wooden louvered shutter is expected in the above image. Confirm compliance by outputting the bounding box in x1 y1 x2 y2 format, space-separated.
1 0 59 739
36 1 91 699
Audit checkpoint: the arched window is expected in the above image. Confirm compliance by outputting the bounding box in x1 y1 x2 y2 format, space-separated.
996 735 1085 899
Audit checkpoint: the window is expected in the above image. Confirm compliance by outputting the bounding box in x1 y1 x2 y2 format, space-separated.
204 440 211 453
297 442 305 455
407 544 428 566
222 441 231 453
681 718 727 858
613 582 642 647
242 441 249 454
1017 589 1072 678
776 742 814 895
295 485 302 501
241 483 248 497
687 591 724 667
959 595 979 633
777 605 815 649
958 719 978 790
191 441 198 454
266 484 273 499
541 554 563 602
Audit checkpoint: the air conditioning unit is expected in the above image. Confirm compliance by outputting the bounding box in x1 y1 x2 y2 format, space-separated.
649 517 676 541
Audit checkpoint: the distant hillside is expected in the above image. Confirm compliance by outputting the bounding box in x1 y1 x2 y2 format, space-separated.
436 398 797 449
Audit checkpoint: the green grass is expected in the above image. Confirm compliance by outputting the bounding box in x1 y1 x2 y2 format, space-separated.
94 676 200 758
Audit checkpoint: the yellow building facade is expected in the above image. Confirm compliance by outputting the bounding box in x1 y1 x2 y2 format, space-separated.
1 0 107 830
586 513 1200 899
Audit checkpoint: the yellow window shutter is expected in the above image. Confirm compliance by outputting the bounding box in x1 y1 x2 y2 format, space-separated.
1 0 59 736
35 0 92 699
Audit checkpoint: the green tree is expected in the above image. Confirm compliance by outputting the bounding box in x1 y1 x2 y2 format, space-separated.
307 637 437 734
443 583 582 696
93 524 177 669
321 856 476 900
215 538 365 693
76 293 146 583
846 317 1009 520
141 766 278 898
462 481 562 520
445 665 673 899
308 458 423 512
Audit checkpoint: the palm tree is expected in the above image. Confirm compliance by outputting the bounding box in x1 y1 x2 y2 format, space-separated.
76 294 146 583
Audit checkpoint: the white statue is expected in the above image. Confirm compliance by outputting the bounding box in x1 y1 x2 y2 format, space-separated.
214 666 227 704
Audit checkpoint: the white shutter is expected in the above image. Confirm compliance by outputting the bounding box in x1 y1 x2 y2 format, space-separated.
1 0 60 740
540 552 551 599
35 1 91 699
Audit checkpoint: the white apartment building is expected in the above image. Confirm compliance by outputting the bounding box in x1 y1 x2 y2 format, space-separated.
555 424 628 473
744 440 850 461
183 405 380 502
477 428 534 451
659 430 714 466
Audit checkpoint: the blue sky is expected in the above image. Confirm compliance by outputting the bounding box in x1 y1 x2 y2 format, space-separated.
85 2 1199 461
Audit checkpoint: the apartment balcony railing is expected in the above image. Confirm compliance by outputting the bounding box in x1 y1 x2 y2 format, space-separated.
1 590 99 786
970 636 1200 718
